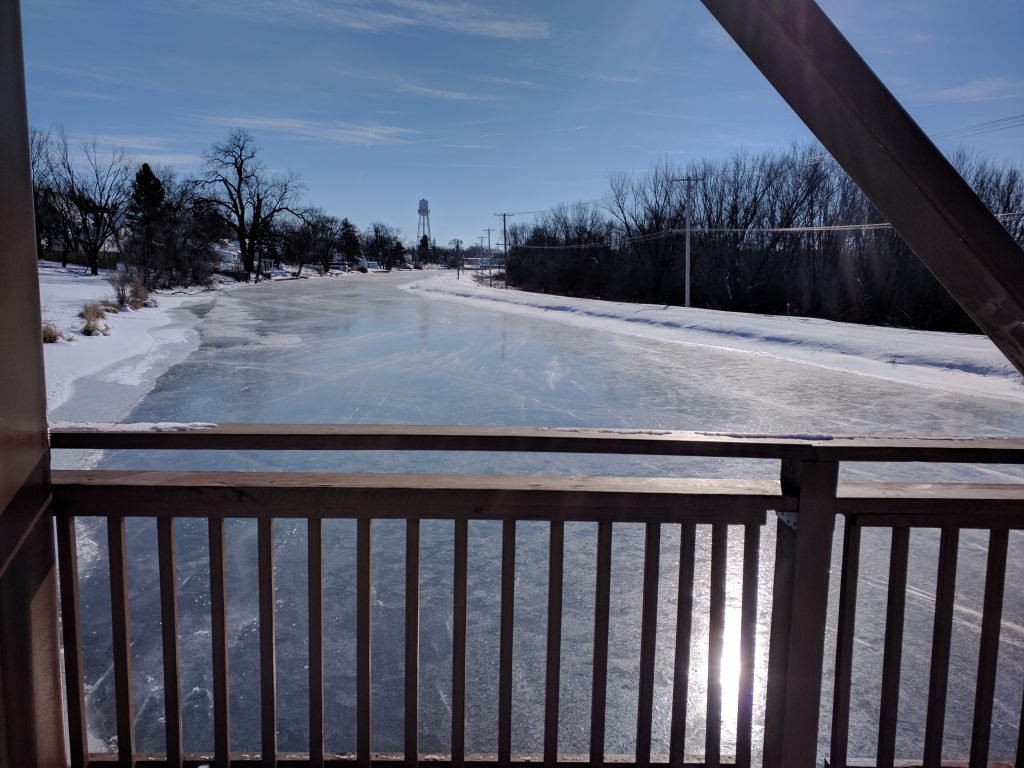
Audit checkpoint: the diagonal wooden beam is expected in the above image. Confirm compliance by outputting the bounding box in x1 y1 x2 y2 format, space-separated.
702 0 1024 377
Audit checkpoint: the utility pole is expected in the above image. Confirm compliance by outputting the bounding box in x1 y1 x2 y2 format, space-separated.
482 227 495 281
449 238 463 278
670 177 704 307
495 212 514 288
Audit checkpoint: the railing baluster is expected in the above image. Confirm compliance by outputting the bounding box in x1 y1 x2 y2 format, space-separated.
498 520 516 768
705 524 727 768
157 517 183 768
635 522 661 768
56 515 88 768
258 517 277 767
829 519 862 768
969 528 1009 768
922 527 958 768
736 524 760 768
590 520 613 766
107 515 135 768
209 517 231 767
308 517 324 768
876 527 910 768
452 519 469 768
405 519 420 768
357 518 372 768
669 523 696 768
544 520 564 767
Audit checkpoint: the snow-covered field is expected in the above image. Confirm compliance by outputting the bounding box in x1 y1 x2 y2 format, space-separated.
406 271 1024 402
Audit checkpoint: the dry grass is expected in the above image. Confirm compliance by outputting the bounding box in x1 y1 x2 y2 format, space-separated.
79 302 109 336
78 302 106 323
41 322 63 343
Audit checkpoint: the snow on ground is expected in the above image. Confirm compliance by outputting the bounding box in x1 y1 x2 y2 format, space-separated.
38 260 223 418
39 260 363 423
405 271 1024 402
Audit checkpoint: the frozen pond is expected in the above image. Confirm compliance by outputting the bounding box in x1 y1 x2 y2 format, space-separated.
67 274 1023 762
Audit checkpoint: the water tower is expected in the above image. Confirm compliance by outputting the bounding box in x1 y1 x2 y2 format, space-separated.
417 198 431 241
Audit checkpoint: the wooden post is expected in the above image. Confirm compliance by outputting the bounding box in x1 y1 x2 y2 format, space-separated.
762 459 839 768
0 0 64 764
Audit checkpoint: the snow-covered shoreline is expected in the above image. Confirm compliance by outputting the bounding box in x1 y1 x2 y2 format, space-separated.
405 271 1024 402
38 261 221 420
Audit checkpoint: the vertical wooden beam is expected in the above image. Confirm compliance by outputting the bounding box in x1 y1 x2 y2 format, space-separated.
543 521 564 768
57 515 88 768
762 459 839 768
700 0 1024 375
451 520 468 768
829 519 861 768
108 516 136 768
635 522 661 768
405 519 420 768
590 521 613 766
157 518 183 768
877 528 910 768
357 519 372 768
258 518 277 767
735 524 760 768
208 518 231 767
498 521 516 768
668 523 696 768
969 529 1009 768
922 528 958 768
0 0 63 763
705 524 727 768
308 518 324 768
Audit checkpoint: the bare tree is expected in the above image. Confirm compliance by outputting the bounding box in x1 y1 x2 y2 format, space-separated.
47 129 133 275
201 128 303 278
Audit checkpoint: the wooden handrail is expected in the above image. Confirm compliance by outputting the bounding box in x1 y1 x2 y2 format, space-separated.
48 423 1024 463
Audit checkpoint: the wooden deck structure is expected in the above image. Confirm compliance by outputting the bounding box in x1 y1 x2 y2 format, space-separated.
2 0 1024 767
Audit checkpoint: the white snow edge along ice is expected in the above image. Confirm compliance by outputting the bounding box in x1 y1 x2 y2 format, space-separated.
405 271 1024 402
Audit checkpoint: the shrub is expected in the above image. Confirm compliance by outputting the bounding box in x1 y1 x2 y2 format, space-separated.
79 302 109 336
100 298 121 313
78 302 106 323
130 278 150 308
106 270 134 307
41 322 62 343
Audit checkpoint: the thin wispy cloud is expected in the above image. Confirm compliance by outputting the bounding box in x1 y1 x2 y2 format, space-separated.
396 82 492 101
90 134 178 151
477 75 543 89
913 76 1024 105
36 86 120 102
591 73 640 85
193 0 549 40
204 115 420 145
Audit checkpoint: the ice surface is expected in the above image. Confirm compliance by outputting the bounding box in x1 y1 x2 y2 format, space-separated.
51 272 1023 762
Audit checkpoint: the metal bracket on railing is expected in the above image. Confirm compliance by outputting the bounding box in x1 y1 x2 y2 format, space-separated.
776 510 798 531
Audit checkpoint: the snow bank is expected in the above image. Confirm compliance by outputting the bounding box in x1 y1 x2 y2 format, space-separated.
38 261 218 419
405 271 1024 402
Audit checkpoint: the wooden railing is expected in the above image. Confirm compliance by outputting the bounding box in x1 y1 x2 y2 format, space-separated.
48 426 1024 768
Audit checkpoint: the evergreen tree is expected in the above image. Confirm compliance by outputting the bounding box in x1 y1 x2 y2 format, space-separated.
127 163 166 284
339 217 362 264
417 234 430 264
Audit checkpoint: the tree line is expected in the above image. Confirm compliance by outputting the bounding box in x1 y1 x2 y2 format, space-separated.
28 126 435 287
506 144 1023 331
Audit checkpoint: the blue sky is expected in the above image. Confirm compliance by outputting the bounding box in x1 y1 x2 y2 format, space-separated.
22 0 1024 246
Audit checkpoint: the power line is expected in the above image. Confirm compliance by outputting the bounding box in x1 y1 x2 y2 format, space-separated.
508 212 1022 250
932 113 1024 140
